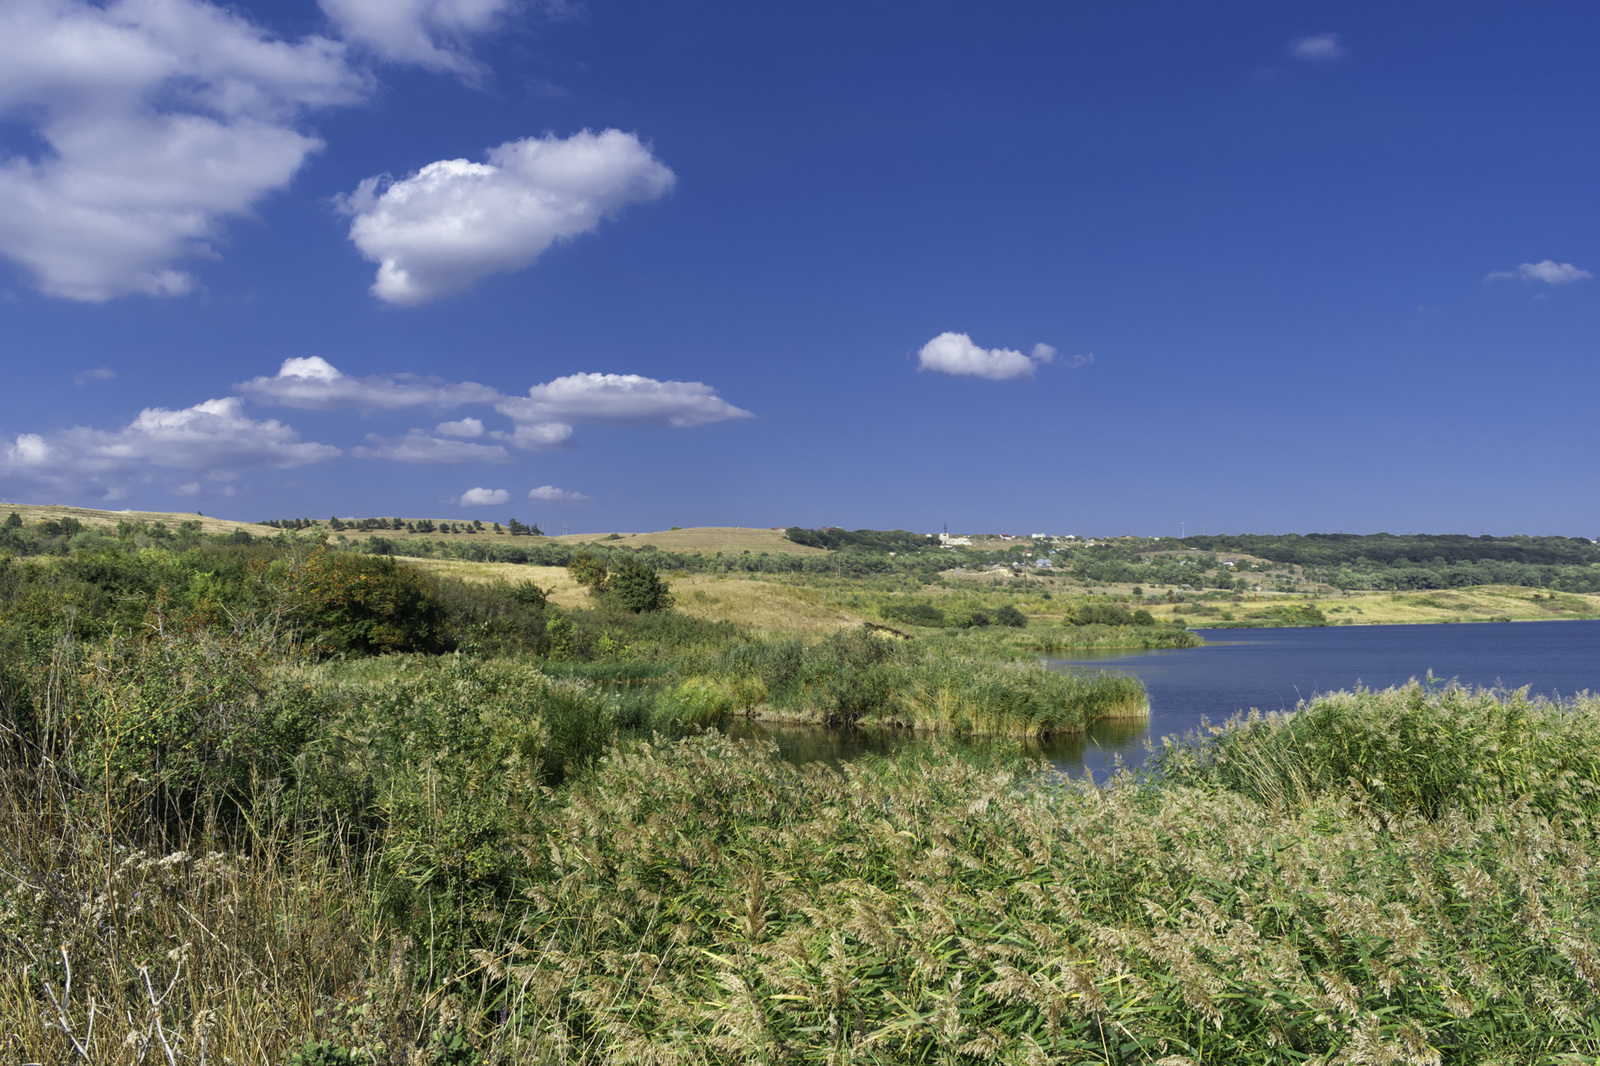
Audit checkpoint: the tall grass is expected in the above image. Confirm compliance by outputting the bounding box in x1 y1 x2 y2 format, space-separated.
6 666 1600 1061
1152 679 1600 820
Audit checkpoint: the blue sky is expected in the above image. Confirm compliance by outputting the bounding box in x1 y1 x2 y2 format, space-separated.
1 0 1595 536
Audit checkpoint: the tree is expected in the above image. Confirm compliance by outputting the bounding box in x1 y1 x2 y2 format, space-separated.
602 555 673 613
2 512 20 530
993 604 1027 628
569 552 609 590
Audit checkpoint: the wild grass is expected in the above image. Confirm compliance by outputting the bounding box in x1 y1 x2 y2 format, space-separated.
6 656 1600 1062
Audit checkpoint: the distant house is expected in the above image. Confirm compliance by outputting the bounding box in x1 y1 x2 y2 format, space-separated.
1035 558 1053 568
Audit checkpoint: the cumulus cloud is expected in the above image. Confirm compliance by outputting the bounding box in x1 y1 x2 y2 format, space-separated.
338 129 676 305
527 484 588 502
237 356 499 411
351 430 508 463
496 372 753 430
1485 260 1594 285
457 486 509 506
0 396 338 497
1290 33 1345 61
916 332 1058 382
495 422 575 451
436 416 484 437
0 0 367 301
319 0 517 77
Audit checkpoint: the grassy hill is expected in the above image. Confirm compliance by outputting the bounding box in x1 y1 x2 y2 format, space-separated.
0 502 273 537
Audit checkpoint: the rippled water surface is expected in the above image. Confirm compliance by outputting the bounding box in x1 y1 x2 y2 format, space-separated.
731 620 1600 777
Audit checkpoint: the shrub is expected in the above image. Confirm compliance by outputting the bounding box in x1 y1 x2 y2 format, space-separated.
1072 601 1133 626
601 554 674 613
993 604 1027 627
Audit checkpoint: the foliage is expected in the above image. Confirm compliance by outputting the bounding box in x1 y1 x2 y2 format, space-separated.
599 553 675 613
784 526 939 553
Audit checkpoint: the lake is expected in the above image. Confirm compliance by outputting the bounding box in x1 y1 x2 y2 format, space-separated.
731 619 1600 777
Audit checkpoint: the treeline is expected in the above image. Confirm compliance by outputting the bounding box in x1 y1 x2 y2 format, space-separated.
1184 532 1598 568
784 526 940 552
365 533 971 579
265 515 544 535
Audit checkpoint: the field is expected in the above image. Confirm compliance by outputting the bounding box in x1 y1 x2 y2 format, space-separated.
400 557 872 635
543 525 829 555
0 501 272 537
1148 585 1600 627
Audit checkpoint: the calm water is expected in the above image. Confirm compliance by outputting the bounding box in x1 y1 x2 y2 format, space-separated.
732 620 1600 777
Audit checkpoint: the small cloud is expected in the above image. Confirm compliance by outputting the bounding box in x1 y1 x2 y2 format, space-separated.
1485 260 1593 285
458 486 509 507
73 368 117 385
1064 352 1094 369
916 332 1057 382
238 356 498 411
173 482 201 497
352 431 509 464
436 417 485 438
495 373 753 431
1290 33 1345 61
528 484 589 502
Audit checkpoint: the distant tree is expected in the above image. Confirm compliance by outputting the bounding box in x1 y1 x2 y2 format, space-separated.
1073 602 1134 626
509 581 551 608
603 555 674 613
3 512 20 530
328 516 345 531
993 604 1027 628
569 551 609 589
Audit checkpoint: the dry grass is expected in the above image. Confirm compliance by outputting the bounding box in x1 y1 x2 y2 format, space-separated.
395 558 591 608
1144 584 1600 626
546 526 828 555
395 559 867 635
0 502 273 537
670 573 869 635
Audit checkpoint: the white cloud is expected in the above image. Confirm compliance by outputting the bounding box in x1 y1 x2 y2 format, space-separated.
436 416 484 437
458 486 508 506
73 367 116 385
237 356 499 411
1485 260 1594 285
527 484 588 502
1290 33 1345 61
916 332 1056 382
241 358 748 456
339 129 676 305
351 430 508 463
319 0 516 77
494 422 576 451
496 372 753 430
1064 352 1094 369
1 396 339 497
0 0 367 301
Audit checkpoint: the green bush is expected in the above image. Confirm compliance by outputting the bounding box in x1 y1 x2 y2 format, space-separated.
601 554 674 613
1071 601 1133 626
993 603 1027 627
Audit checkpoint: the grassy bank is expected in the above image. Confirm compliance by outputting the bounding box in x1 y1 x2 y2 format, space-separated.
5 681 1600 1063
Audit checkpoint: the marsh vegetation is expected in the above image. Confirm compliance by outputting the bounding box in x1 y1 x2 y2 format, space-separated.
4 513 1599 1062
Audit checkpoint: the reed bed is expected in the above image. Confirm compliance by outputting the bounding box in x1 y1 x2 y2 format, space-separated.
6 635 1600 1063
